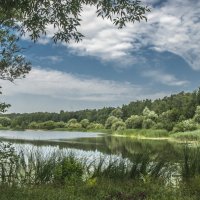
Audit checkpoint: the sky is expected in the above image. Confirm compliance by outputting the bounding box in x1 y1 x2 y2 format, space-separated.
1 0 200 113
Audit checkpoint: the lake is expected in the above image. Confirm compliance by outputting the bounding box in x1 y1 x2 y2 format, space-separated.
0 130 187 162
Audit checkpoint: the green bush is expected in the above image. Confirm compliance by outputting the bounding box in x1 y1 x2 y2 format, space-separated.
39 121 56 130
110 108 123 118
105 116 120 129
111 121 126 132
87 122 104 129
66 118 82 129
80 119 90 129
194 106 200 123
28 122 39 129
0 117 11 127
142 107 158 122
55 121 66 128
53 156 84 185
125 115 143 129
173 119 197 132
142 119 155 129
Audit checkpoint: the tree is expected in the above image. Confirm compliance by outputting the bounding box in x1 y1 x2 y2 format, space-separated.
125 115 143 129
80 119 90 129
0 117 11 127
111 121 126 131
142 107 158 122
194 106 200 123
105 116 120 129
0 0 150 42
110 108 123 118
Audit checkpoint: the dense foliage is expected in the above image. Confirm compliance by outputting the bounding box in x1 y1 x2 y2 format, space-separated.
2 88 200 133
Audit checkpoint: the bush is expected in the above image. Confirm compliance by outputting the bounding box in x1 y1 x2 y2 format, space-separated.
53 156 84 185
66 122 82 129
143 107 158 122
111 121 126 132
110 108 123 118
105 116 121 129
28 122 39 129
39 121 56 130
194 106 200 123
173 119 197 132
125 115 143 129
87 122 104 130
80 119 90 129
66 119 82 129
0 117 11 127
55 121 66 128
142 119 156 129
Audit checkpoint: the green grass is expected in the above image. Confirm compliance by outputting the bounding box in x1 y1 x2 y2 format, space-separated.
116 129 170 138
0 179 196 200
0 143 200 199
171 130 200 141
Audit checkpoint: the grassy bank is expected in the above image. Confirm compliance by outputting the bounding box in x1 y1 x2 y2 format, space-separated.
0 143 200 199
171 130 200 141
0 179 196 200
115 129 170 138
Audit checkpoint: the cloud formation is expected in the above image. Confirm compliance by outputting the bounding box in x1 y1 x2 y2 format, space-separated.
68 0 200 70
142 70 189 86
0 67 142 102
0 67 176 112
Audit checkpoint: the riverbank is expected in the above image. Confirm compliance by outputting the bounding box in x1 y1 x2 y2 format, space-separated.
0 144 199 200
1 127 200 142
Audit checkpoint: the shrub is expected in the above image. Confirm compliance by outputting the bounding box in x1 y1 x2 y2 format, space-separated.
28 122 39 129
87 122 104 129
173 119 197 132
39 121 56 130
53 156 84 185
105 116 120 129
66 122 82 129
110 108 123 118
67 118 78 124
80 119 90 129
55 121 66 128
111 121 126 132
0 117 11 127
142 107 158 122
125 115 143 129
142 119 156 129
194 106 200 123
66 118 82 129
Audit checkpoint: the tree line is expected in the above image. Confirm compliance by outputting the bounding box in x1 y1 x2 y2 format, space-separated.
1 87 200 132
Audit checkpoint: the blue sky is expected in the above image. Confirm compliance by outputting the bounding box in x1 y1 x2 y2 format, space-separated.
1 0 200 113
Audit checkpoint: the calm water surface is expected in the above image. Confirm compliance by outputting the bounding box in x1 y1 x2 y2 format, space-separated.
0 130 188 161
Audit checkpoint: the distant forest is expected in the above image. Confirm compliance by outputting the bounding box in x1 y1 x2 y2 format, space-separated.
2 87 200 131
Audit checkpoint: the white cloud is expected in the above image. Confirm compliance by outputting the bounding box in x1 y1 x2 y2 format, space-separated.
68 0 200 70
22 0 200 70
142 70 189 86
0 67 143 102
0 67 177 112
39 56 63 63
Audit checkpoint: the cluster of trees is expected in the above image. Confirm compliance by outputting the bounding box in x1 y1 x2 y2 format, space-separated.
1 88 200 132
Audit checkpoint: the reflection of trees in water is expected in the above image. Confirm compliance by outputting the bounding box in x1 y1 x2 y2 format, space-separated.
3 136 182 162
103 136 182 161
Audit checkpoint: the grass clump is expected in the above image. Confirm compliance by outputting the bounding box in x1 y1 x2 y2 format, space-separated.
171 130 200 141
116 129 170 138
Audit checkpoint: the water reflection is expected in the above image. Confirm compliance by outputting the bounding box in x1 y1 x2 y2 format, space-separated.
0 130 184 162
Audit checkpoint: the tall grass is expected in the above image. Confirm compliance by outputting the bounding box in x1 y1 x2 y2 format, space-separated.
116 129 170 138
172 130 200 141
1 142 200 199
